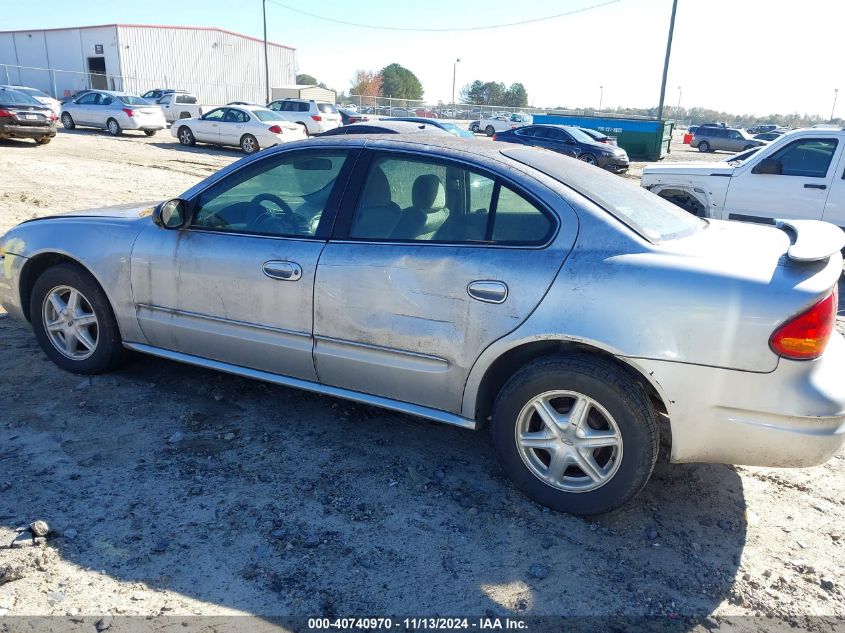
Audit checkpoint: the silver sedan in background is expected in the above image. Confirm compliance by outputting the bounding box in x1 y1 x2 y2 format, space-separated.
60 90 166 136
1 137 844 515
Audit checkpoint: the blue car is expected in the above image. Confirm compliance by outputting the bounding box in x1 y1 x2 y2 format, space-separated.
383 117 474 139
493 124 629 173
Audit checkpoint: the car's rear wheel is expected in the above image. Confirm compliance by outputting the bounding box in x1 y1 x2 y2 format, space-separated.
491 355 659 515
578 153 597 165
485 125 495 137
106 118 122 136
697 141 710 152
178 126 195 146
144 130 157 137
240 134 259 154
35 137 52 145
470 123 479 133
30 263 127 374
61 113 75 130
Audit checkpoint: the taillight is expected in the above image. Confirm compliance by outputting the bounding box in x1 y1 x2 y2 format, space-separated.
0 109 12 117
50 113 58 121
492 133 498 141
268 125 282 134
770 288 838 360
123 108 135 117
311 115 322 121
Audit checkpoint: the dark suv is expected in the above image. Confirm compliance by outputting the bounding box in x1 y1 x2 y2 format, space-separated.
691 126 766 153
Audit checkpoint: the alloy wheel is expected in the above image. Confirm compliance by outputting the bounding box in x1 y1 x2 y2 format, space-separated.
41 285 99 361
514 390 623 493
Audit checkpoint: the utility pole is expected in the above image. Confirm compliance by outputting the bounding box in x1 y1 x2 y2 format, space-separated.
676 85 682 114
831 88 839 122
263 0 270 104
657 0 679 120
599 85 603 111
452 58 461 112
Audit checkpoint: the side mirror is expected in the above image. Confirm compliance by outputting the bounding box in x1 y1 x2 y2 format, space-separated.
752 157 782 175
153 199 189 229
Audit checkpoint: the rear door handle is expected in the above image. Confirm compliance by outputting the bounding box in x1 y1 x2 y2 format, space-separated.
263 260 302 281
804 183 827 189
467 280 508 304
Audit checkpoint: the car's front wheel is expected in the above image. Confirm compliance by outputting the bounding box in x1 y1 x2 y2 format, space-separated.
144 130 157 137
61 113 75 130
578 153 597 165
178 126 195 146
30 263 127 374
491 355 658 515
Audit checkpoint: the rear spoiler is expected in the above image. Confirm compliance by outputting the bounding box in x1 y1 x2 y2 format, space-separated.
775 219 845 262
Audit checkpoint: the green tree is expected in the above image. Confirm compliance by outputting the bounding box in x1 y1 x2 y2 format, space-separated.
379 63 424 100
504 83 528 107
296 73 318 85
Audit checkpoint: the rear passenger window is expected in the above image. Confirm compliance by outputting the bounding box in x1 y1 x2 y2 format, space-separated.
347 156 554 245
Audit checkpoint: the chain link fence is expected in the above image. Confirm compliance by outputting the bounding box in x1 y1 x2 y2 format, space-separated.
345 94 550 122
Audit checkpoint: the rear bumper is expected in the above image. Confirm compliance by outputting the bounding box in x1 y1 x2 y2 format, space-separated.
122 117 166 131
632 334 845 467
0 123 56 139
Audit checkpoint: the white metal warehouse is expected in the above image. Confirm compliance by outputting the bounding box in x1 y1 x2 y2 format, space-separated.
0 24 297 105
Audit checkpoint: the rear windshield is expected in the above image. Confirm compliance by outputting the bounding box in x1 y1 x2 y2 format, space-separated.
318 103 338 114
565 127 597 143
0 88 42 106
254 110 285 122
503 147 704 242
118 95 151 105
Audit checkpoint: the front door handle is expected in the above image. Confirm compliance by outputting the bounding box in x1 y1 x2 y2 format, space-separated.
263 260 302 281
467 280 508 304
804 183 827 190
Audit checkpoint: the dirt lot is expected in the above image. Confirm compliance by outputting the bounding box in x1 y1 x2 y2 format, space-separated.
0 129 843 630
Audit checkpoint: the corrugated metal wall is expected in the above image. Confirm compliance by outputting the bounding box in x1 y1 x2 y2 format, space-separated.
117 26 296 105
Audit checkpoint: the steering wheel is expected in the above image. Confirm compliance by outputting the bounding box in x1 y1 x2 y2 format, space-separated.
251 193 294 217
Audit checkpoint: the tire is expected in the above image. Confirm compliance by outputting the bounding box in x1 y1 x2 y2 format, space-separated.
697 141 710 153
144 130 157 137
106 118 122 136
470 124 479 133
61 112 75 130
29 263 127 375
485 125 495 137
240 134 259 154
491 355 659 515
35 137 52 145
177 126 196 146
578 153 597 165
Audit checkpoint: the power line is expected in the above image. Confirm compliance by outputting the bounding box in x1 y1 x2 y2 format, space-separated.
265 0 621 32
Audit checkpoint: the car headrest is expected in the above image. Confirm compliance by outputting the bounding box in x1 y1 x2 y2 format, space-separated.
411 174 446 210
361 167 393 207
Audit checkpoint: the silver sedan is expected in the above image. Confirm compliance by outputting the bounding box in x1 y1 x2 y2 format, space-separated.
60 90 166 136
2 136 844 514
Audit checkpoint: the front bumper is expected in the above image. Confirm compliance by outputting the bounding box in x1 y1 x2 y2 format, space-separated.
632 333 845 467
602 156 629 173
0 252 27 321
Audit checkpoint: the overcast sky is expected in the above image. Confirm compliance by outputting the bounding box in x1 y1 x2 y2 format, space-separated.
6 0 842 117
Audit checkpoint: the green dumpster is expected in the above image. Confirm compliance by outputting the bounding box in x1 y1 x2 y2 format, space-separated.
532 114 675 161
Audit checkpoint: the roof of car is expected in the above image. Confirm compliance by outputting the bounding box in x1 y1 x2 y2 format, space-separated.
333 120 451 135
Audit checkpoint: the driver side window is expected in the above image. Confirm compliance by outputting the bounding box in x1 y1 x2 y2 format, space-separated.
192 151 349 238
203 108 226 121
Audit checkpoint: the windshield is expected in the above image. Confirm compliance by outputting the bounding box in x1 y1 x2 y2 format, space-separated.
0 88 43 106
254 110 285 122
725 146 762 166
504 147 704 242
317 103 338 114
118 95 152 105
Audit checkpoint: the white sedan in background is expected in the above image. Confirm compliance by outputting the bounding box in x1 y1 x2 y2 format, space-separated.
172 105 306 154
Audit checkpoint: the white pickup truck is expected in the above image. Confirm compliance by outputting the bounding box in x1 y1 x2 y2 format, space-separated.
641 128 845 228
155 92 208 124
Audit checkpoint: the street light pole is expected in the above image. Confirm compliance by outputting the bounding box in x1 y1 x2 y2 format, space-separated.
831 88 839 122
657 0 679 120
452 58 461 113
676 85 682 115
263 0 270 104
599 85 603 111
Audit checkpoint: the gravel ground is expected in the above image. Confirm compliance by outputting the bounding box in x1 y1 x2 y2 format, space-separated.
0 129 843 630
